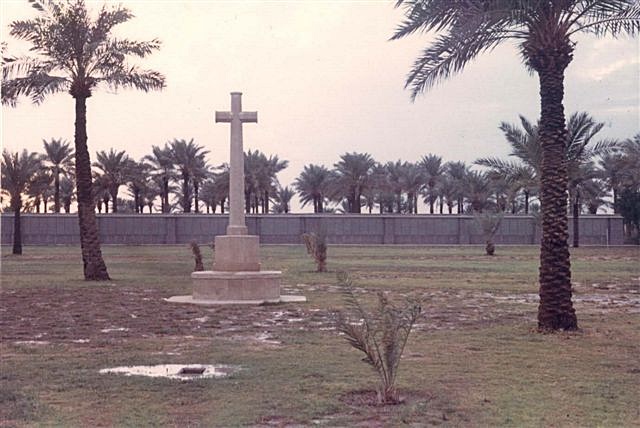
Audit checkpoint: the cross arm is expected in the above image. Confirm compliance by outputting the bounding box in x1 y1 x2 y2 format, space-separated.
215 111 233 123
239 112 258 123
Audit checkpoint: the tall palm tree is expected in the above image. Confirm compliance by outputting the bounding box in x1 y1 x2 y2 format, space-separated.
598 153 625 212
261 154 289 214
272 186 295 214
93 149 131 214
464 170 494 213
294 164 331 213
1 149 41 254
480 112 615 244
401 162 424 214
333 152 376 213
446 161 469 214
420 154 444 214
3 0 165 280
59 176 76 213
385 160 406 213
41 138 74 213
169 139 209 213
393 0 639 330
127 160 151 213
145 144 175 213
27 170 53 213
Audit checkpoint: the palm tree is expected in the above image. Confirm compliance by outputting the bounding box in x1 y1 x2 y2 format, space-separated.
464 170 494 213
41 138 74 213
93 149 131 214
214 164 230 213
420 154 444 213
598 153 625 212
481 112 615 244
59 176 76 213
333 152 376 213
169 139 209 213
446 161 469 214
1 149 41 254
27 170 53 213
385 160 406 213
393 0 639 330
261 154 289 214
145 144 175 213
127 160 151 213
3 0 165 280
295 164 331 213
272 186 295 214
401 162 424 214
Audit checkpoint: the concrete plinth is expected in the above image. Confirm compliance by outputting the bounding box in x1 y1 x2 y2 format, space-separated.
192 270 281 301
213 235 260 271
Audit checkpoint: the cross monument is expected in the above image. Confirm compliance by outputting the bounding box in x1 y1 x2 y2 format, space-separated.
215 92 257 236
167 92 305 305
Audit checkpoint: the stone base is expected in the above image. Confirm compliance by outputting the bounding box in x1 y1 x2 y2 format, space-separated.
165 294 307 306
213 235 260 271
191 270 281 301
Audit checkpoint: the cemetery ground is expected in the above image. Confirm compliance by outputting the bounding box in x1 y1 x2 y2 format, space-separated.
1 245 639 427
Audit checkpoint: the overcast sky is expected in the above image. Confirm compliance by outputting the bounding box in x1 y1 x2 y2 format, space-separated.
1 0 638 210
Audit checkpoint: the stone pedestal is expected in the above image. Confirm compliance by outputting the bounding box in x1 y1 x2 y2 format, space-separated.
213 235 260 271
192 270 281 303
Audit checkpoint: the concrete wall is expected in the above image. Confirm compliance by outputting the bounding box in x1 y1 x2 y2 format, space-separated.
0 214 625 246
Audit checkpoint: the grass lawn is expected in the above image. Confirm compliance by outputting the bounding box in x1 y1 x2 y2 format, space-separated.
1 244 639 427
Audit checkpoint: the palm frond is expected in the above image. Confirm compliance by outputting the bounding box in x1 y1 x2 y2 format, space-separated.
570 0 640 36
100 66 165 92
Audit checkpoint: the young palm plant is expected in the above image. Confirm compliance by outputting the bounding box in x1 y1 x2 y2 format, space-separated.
474 211 504 255
302 228 328 272
2 0 165 279
337 272 422 405
1 149 42 254
393 1 639 330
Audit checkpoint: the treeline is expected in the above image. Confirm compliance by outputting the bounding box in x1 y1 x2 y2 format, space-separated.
2 114 639 240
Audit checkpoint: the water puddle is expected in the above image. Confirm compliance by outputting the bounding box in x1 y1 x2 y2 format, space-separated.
99 364 240 380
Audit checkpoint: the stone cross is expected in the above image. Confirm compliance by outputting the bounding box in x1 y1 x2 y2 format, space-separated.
215 92 257 235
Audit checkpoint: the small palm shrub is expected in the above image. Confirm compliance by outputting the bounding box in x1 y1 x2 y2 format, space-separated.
336 272 422 404
474 211 503 255
190 241 204 271
302 230 327 272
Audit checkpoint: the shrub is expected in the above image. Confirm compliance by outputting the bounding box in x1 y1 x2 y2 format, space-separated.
190 240 204 271
302 230 327 272
336 272 422 404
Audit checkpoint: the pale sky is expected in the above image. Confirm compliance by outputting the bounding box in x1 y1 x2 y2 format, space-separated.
1 0 639 211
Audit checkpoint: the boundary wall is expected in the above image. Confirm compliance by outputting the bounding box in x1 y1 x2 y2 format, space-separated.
0 214 624 246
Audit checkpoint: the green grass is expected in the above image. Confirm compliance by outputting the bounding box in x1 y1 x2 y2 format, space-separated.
1 244 639 427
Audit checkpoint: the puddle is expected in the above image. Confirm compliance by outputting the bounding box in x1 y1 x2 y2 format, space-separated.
99 364 240 380
101 327 129 333
14 340 50 346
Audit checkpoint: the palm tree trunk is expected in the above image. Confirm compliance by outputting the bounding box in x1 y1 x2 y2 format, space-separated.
182 173 190 213
163 177 170 213
194 181 200 214
54 171 61 213
110 187 118 213
573 190 580 248
535 64 577 331
524 190 530 214
12 197 22 255
73 95 110 280
612 188 618 214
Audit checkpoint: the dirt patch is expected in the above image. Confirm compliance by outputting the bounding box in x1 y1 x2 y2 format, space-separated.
2 283 638 346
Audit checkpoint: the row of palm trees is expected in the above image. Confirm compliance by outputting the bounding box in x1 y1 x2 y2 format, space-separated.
4 120 637 225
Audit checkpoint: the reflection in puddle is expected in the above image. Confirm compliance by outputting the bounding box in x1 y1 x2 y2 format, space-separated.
99 364 240 380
